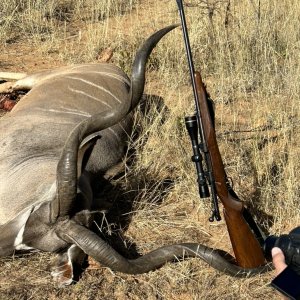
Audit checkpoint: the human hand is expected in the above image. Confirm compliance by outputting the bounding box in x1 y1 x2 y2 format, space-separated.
272 247 289 300
272 247 288 275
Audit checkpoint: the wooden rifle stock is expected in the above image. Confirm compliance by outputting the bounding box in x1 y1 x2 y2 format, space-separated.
194 71 266 268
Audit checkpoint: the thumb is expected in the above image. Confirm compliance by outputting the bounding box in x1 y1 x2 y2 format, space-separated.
272 247 287 275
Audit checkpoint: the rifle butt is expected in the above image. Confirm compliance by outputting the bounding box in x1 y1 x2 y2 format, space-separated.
194 71 266 268
224 208 266 268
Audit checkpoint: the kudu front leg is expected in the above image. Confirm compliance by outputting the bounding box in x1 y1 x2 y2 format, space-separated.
51 245 86 286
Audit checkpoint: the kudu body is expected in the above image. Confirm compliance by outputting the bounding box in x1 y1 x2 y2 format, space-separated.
0 27 177 285
0 26 269 286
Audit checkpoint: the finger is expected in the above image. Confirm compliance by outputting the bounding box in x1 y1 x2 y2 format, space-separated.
272 247 288 275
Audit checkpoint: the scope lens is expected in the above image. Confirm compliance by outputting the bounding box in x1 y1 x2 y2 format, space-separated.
199 183 210 198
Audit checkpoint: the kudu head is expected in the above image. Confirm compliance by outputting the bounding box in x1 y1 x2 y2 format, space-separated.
51 25 178 221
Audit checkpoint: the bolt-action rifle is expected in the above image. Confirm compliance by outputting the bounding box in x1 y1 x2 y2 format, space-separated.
176 0 266 268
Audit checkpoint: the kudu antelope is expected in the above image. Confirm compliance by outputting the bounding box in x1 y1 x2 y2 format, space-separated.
0 25 259 286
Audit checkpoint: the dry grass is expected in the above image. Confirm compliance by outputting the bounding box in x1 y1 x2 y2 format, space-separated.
0 0 299 299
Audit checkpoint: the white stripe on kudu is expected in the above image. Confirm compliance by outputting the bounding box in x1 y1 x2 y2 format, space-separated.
66 76 122 103
88 71 130 86
68 87 113 109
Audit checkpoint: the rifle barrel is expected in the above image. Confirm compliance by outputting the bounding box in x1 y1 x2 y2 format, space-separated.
176 0 207 150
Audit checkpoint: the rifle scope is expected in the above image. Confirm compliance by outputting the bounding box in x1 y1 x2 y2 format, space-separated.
185 116 210 198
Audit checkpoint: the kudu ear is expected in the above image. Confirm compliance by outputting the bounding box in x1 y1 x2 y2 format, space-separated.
0 208 33 256
77 132 102 178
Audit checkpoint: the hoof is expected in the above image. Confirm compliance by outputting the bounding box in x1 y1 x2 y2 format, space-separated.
51 252 74 287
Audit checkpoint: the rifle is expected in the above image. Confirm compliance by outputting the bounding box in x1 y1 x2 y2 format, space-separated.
175 0 266 268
